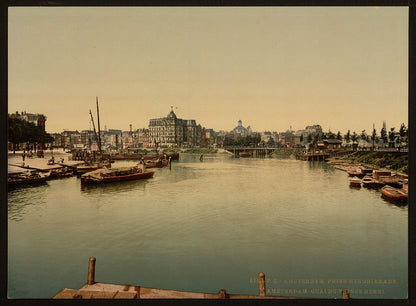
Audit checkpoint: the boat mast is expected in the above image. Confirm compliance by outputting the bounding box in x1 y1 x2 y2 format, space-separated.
96 96 102 155
89 110 99 150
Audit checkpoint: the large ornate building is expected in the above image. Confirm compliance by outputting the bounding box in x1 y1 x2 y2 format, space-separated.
10 111 46 130
148 108 202 148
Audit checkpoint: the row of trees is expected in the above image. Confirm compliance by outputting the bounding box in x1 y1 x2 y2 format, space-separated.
8 116 54 153
304 123 407 147
223 134 262 147
343 123 408 147
223 123 408 148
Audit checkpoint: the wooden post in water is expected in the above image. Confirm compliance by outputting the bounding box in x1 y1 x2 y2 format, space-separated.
87 257 96 285
218 289 227 298
258 272 266 297
341 289 350 299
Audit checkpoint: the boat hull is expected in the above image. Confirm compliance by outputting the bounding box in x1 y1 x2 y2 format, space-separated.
8 176 49 186
349 176 362 188
81 171 154 184
380 186 408 203
76 164 111 174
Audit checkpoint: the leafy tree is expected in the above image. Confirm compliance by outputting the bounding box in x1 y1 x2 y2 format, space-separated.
8 116 54 153
360 130 367 141
388 128 396 143
344 130 351 143
399 123 407 145
307 134 312 143
380 126 388 145
351 131 358 143
371 126 377 150
336 131 342 141
327 131 335 139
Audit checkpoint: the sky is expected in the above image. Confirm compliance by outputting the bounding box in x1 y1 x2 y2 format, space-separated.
8 7 408 134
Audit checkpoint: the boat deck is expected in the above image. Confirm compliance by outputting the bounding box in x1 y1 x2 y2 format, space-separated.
53 282 297 299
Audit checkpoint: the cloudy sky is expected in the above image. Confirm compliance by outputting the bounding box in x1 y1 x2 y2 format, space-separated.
8 7 408 134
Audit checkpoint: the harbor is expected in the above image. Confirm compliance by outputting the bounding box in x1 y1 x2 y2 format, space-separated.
8 153 408 299
7 6 409 301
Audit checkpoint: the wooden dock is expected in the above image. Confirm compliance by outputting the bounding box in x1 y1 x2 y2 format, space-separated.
53 257 350 299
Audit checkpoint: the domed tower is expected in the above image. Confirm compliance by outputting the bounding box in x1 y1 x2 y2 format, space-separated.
233 120 247 135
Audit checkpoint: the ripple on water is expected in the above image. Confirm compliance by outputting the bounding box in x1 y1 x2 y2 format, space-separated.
8 155 408 298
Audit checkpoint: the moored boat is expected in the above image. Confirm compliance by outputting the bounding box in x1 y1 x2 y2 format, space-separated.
80 165 154 184
238 152 252 158
8 171 49 186
361 175 378 188
349 176 362 187
49 166 74 179
346 168 365 177
144 159 168 168
380 185 408 203
76 162 111 174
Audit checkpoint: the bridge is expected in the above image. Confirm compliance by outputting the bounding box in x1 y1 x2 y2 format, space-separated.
224 147 277 157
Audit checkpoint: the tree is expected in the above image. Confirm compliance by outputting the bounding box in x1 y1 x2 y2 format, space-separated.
399 123 407 145
351 131 358 143
336 131 342 141
388 128 396 145
360 130 367 141
371 126 377 150
327 131 335 139
380 126 388 146
344 130 351 143
8 116 54 153
307 134 312 143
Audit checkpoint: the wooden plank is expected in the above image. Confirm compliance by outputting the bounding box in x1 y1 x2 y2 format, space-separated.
54 289 138 299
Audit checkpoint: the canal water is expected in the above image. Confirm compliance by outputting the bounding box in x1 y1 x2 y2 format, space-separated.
8 154 407 299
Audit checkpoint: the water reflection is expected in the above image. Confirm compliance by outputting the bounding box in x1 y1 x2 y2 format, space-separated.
8 184 49 221
8 181 48 192
8 154 408 299
80 178 150 195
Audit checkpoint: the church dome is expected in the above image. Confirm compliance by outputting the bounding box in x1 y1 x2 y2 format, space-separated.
233 120 247 133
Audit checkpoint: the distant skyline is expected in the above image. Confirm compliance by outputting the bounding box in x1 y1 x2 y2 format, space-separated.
8 7 408 134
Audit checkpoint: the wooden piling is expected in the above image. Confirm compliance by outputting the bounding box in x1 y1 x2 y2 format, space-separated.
218 289 227 298
341 289 350 299
258 272 266 297
87 257 96 285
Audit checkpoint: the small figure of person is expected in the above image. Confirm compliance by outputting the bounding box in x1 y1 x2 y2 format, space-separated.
22 150 26 161
200 154 203 162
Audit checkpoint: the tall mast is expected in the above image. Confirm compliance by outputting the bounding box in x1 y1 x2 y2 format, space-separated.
96 96 102 154
89 110 99 150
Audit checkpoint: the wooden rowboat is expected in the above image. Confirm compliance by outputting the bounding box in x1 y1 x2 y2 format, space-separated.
346 168 365 177
8 172 49 186
76 162 111 174
238 152 252 158
349 176 362 187
81 165 154 184
380 185 408 203
361 175 378 188
144 159 169 168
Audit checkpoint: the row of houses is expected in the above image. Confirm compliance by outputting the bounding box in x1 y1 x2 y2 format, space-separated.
11 110 401 152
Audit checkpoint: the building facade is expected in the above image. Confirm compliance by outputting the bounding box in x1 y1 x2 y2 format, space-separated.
148 109 201 148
